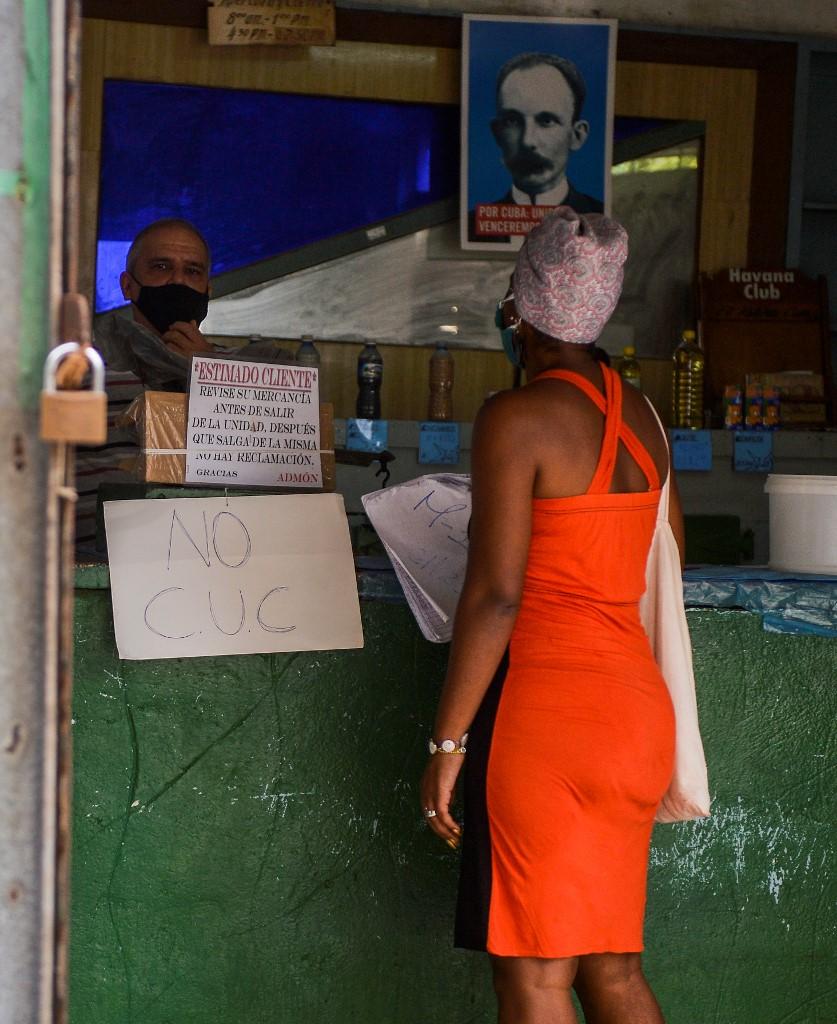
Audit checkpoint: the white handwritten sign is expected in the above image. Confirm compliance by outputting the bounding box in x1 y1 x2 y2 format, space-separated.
104 494 363 660
362 475 471 642
186 356 322 488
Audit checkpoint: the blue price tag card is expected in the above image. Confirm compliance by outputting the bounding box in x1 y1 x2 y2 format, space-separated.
346 418 388 453
418 422 460 465
670 429 713 471
734 431 773 473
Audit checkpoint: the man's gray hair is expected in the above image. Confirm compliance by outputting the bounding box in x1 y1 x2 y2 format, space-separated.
495 52 587 123
125 218 211 274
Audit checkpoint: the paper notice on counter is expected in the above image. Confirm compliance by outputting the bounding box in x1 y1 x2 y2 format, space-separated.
186 356 322 488
362 475 471 643
104 493 363 660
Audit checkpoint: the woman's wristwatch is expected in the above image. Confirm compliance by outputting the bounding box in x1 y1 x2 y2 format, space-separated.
428 733 469 755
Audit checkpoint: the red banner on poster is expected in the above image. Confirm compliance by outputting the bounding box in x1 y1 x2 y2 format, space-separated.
473 202 558 237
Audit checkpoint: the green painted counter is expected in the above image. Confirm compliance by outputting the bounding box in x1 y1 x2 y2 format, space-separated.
71 586 835 1024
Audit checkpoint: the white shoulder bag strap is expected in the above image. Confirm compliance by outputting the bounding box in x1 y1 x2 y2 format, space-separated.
639 398 711 823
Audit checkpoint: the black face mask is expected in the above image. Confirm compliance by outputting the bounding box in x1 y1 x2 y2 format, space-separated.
131 279 209 335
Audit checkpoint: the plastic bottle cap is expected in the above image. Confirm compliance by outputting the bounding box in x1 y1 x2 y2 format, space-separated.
623 345 636 356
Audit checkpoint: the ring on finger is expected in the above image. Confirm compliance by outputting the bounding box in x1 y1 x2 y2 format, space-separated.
423 808 437 819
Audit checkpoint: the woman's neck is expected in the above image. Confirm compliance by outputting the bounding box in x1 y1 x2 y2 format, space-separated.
524 341 601 381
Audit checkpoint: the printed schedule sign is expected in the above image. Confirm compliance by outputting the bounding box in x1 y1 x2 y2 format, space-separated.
186 356 322 488
207 0 336 47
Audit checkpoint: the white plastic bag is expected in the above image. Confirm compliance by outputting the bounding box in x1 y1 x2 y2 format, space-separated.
639 414 711 824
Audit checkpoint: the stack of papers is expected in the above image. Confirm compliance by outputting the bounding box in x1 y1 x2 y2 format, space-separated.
362 475 472 642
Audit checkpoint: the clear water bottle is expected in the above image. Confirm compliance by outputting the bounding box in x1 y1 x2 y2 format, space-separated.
672 329 705 430
619 345 642 390
356 341 383 419
428 342 454 420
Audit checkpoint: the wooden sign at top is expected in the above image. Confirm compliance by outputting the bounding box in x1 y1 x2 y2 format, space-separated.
700 268 822 322
208 0 336 47
698 267 833 425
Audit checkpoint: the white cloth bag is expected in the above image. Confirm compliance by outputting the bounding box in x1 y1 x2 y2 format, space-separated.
639 416 711 824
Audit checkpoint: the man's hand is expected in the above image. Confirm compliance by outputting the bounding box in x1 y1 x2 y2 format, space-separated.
162 320 214 357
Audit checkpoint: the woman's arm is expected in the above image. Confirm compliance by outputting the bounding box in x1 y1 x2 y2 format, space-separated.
420 393 537 844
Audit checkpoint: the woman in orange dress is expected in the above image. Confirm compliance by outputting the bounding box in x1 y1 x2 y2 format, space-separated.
420 206 684 1023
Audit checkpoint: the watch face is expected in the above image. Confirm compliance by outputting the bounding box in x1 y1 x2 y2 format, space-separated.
440 739 456 753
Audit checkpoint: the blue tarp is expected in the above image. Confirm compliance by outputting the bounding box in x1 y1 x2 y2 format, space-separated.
683 566 837 638
356 560 837 638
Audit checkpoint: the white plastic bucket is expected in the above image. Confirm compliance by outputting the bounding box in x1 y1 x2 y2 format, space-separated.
764 474 837 574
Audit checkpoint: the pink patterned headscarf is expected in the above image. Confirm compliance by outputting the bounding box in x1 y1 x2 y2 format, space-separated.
514 206 628 344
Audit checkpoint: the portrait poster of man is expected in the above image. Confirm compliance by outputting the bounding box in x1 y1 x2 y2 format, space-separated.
461 15 616 252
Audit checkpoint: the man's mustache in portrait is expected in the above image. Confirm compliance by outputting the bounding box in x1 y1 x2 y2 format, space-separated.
506 152 553 176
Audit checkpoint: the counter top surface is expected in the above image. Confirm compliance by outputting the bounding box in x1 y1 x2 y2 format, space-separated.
76 560 837 638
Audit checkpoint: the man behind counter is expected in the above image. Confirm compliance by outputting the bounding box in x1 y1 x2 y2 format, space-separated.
98 217 215 391
76 217 216 546
120 217 215 358
78 217 296 547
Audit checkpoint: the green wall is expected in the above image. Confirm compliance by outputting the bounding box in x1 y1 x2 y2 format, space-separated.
20 0 51 406
71 592 835 1023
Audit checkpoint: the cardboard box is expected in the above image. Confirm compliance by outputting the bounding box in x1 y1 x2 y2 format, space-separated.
119 390 187 485
745 371 825 399
777 401 828 425
120 391 335 490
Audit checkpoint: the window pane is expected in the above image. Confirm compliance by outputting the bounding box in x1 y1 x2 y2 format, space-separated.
611 140 701 357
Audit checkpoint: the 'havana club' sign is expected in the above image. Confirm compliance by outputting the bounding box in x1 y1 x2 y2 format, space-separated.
728 267 796 300
702 268 821 321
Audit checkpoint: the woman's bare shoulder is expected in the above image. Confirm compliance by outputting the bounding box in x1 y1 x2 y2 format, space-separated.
620 385 669 465
472 386 545 452
621 383 665 433
477 385 533 422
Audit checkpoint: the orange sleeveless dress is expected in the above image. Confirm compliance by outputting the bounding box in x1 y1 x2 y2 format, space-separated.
455 366 675 958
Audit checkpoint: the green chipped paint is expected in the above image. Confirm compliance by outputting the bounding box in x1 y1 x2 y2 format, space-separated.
74 562 111 590
20 0 51 408
71 598 836 1023
0 168 27 197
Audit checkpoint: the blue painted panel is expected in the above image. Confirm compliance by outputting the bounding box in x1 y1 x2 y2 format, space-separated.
96 80 460 310
96 80 675 315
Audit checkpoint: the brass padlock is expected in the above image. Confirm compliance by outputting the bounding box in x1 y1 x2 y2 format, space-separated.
40 342 108 446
